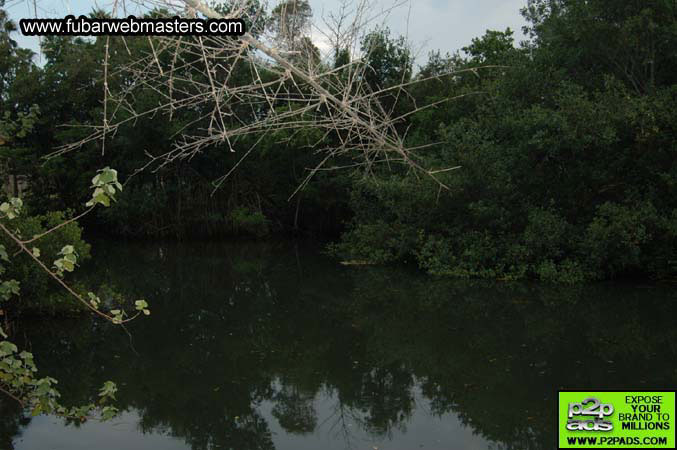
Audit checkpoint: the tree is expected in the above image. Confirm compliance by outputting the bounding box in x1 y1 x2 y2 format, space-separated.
361 28 412 91
0 3 38 108
0 2 18 101
267 0 312 51
462 28 518 65
334 2 677 282
0 0 460 419
359 28 413 121
52 0 452 202
522 0 677 93
0 105 38 197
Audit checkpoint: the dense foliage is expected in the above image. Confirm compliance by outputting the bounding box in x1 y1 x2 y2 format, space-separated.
1 0 676 281
334 1 677 282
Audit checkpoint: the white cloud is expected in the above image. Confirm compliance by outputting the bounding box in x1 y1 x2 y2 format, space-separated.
6 0 528 66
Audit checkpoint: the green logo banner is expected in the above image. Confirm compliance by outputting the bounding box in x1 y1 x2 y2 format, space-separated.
558 391 676 449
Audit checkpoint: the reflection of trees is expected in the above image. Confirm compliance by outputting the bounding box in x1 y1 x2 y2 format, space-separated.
271 382 317 434
350 366 414 437
137 408 275 450
0 398 27 450
2 241 676 450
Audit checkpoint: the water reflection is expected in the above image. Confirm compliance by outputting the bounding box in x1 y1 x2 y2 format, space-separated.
4 241 677 450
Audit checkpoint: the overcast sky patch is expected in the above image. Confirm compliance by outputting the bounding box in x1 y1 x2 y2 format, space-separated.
6 0 528 67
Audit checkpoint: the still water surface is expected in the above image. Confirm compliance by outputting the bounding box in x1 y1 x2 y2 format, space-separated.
3 240 677 450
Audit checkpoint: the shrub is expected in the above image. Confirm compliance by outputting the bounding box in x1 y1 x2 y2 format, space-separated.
329 220 418 264
230 206 270 238
582 202 657 278
534 259 588 284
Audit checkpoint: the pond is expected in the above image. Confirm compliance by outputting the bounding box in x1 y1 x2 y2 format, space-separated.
3 240 677 450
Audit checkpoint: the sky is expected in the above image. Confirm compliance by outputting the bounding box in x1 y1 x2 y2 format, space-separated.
5 0 528 67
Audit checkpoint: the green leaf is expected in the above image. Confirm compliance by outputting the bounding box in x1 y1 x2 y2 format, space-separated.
87 168 122 207
98 170 116 184
98 381 118 402
60 245 75 255
95 194 110 207
134 300 149 310
0 341 18 356
87 292 101 309
101 406 118 421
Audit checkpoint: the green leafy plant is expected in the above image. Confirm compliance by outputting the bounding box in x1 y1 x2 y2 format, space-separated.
0 168 149 422
86 167 123 208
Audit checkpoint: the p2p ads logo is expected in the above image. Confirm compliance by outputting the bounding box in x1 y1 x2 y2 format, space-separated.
558 391 676 449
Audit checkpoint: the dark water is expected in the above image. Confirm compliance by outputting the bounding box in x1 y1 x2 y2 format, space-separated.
2 240 677 450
